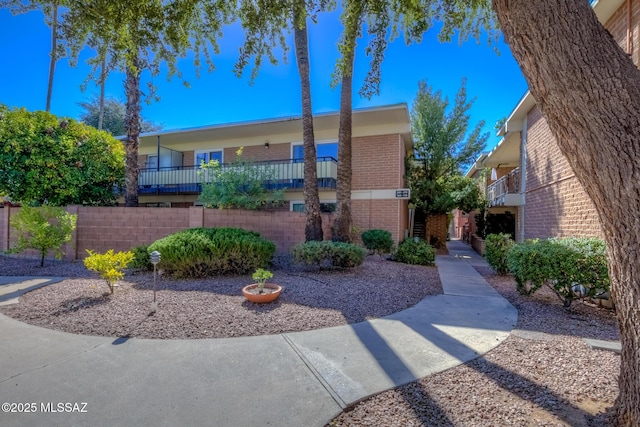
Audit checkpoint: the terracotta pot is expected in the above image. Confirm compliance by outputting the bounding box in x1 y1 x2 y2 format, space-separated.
242 283 282 303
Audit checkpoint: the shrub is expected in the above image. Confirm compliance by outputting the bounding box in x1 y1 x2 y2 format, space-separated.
84 249 134 294
507 237 610 307
8 205 77 267
0 105 125 206
392 239 436 266
291 241 366 269
485 233 515 275
361 229 394 255
129 245 153 271
198 147 285 210
147 227 275 278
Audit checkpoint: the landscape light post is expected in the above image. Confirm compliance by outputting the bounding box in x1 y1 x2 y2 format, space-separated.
150 251 161 311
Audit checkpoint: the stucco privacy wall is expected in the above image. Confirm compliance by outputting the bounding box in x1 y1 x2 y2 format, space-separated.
0 206 333 261
524 107 603 240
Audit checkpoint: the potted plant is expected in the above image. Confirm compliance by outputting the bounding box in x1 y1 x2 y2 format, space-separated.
242 268 282 303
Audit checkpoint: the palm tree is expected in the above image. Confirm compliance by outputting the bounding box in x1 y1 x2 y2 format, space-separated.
293 1 323 241
332 0 363 242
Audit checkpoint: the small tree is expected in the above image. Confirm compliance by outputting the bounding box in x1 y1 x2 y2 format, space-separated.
83 249 134 294
8 206 77 267
198 147 285 210
408 79 487 241
78 95 162 136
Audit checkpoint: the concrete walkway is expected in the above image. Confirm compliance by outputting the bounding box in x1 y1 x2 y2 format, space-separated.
0 241 517 427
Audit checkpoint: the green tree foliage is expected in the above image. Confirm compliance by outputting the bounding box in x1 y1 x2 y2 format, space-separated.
408 79 488 215
198 147 285 210
234 0 332 241
0 105 125 206
8 205 77 267
63 0 234 206
78 95 162 136
83 249 134 294
330 0 496 241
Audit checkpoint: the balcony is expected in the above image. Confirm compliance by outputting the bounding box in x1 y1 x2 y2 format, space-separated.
487 167 524 207
138 157 338 195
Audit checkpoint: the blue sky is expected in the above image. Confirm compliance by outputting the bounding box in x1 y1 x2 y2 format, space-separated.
0 8 528 150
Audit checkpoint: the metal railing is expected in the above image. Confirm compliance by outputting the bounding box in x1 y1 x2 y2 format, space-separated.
138 157 338 195
487 167 521 206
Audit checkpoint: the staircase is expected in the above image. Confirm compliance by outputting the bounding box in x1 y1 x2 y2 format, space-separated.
412 209 426 239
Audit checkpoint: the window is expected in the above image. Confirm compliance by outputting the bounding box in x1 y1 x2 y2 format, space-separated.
291 202 336 213
292 141 338 161
195 150 223 167
146 155 158 169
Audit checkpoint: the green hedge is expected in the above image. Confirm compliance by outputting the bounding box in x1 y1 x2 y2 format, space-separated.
291 241 366 269
129 245 153 271
148 228 275 278
506 237 609 306
361 229 394 255
391 239 435 266
485 233 515 275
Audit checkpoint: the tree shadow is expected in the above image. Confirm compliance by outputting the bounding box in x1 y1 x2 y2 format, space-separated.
352 318 598 426
52 295 109 315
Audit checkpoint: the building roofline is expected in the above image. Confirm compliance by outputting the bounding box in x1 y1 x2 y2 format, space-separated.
117 103 410 140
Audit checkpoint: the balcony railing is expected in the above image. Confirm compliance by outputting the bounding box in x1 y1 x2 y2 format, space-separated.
138 157 338 195
487 167 524 207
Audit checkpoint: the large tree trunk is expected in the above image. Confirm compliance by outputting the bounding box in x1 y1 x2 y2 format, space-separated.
293 3 323 242
332 44 355 243
45 1 58 113
493 1 640 425
124 54 141 207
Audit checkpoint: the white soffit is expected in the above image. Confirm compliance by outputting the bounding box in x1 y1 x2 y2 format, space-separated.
136 103 412 149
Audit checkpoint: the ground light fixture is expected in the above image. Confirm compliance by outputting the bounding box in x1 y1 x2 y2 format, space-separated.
150 251 161 312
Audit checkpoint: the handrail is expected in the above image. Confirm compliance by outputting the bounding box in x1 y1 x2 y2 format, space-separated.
138 157 338 194
487 167 520 205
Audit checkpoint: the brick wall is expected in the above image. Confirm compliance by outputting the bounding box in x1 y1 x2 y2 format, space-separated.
524 106 603 240
1 206 336 261
225 143 291 163
182 151 195 167
352 134 404 190
425 213 449 246
351 199 404 244
606 0 640 64
75 207 191 258
202 208 332 253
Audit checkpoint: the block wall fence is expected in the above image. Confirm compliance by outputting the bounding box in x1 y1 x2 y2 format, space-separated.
0 206 335 261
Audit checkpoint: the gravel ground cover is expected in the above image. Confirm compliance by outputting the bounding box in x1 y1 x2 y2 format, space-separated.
0 254 621 425
329 266 620 427
0 255 441 339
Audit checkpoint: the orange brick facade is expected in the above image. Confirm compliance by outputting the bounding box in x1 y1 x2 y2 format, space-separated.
517 0 640 241
136 131 410 245
352 134 404 190
523 107 603 239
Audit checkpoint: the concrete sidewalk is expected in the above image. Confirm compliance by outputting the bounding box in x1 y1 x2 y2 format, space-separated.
0 241 516 427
